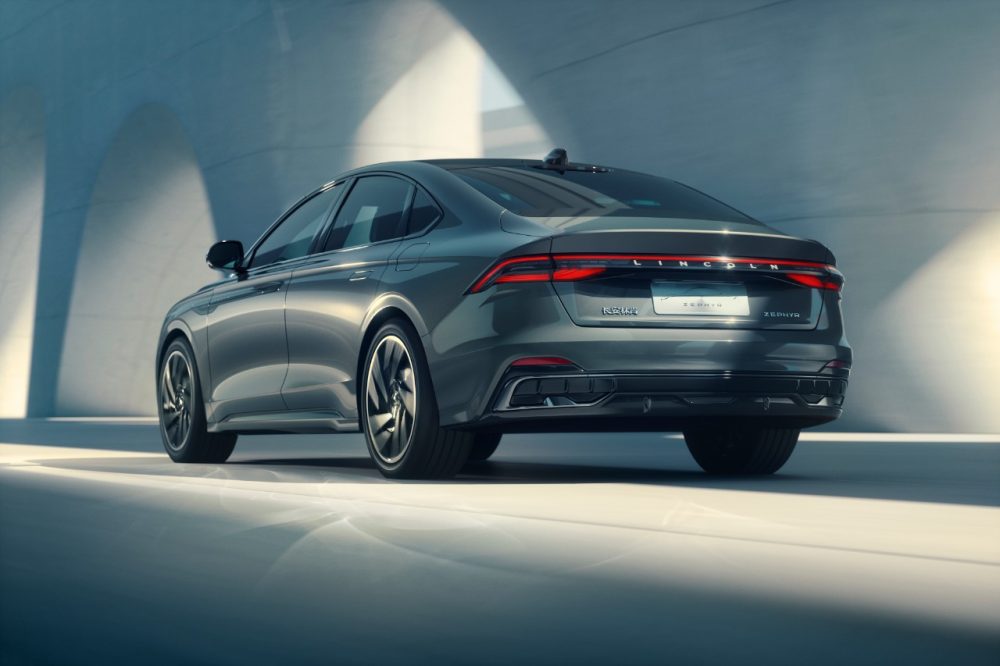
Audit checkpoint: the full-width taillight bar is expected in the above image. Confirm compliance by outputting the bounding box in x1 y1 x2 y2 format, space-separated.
468 253 843 293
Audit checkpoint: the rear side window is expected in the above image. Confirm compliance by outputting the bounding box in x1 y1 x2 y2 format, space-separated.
323 176 412 252
453 166 754 224
407 188 442 235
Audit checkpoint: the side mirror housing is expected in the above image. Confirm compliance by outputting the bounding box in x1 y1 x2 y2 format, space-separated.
206 240 245 272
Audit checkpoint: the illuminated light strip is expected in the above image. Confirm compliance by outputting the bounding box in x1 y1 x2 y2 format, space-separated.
494 272 551 284
786 273 842 291
493 266 608 285
552 267 606 281
553 253 833 270
469 253 839 293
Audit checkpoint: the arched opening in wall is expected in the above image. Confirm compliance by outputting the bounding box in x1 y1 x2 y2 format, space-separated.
57 104 216 416
0 87 45 417
350 0 550 167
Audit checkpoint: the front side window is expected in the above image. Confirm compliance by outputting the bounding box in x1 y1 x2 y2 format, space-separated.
250 184 342 268
323 176 412 252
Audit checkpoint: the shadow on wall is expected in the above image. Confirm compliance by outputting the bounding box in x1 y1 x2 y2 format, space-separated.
56 105 217 416
0 87 45 417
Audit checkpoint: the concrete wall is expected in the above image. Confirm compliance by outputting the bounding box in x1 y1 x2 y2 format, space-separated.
445 0 1000 433
0 0 482 417
0 86 44 416
1 0 997 431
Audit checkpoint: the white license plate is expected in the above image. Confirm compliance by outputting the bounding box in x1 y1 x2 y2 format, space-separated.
651 281 750 316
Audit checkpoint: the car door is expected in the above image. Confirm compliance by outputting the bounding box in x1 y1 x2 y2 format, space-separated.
282 174 413 417
205 184 343 423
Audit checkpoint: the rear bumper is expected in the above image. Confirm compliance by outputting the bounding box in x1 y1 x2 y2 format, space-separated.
425 281 851 428
468 371 847 432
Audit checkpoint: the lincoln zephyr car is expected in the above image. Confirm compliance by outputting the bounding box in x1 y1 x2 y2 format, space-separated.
156 150 851 478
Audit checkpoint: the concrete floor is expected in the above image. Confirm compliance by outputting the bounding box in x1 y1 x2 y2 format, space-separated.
1 420 998 665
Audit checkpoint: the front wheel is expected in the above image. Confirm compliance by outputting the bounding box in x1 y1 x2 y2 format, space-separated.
683 426 799 475
157 338 237 463
361 320 472 479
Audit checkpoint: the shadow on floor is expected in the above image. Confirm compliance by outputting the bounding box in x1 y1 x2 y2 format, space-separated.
13 436 999 508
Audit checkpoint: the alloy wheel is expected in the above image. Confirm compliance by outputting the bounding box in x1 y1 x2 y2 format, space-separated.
160 350 194 451
365 334 416 464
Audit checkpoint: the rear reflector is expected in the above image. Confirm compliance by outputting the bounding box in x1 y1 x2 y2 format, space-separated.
510 356 575 367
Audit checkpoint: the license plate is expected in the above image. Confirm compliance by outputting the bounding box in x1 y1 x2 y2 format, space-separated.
651 281 750 316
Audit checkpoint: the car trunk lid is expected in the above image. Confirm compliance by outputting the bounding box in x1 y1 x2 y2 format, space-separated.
543 223 835 330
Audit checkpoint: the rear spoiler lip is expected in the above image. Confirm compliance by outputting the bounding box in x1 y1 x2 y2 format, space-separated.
548 228 832 265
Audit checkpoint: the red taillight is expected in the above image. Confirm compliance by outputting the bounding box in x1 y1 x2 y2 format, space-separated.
510 356 575 367
552 267 606 281
495 271 551 284
469 256 607 292
468 255 551 292
787 273 841 291
493 267 606 285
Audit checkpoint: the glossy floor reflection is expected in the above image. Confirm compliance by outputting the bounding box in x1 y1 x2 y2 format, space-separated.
1 421 998 665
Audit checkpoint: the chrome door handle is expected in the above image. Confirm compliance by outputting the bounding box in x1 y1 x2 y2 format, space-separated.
255 281 283 294
349 270 373 282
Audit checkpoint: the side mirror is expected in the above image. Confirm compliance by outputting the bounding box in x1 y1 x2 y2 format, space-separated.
206 240 245 272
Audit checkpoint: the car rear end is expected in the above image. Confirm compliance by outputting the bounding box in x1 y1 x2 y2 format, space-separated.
426 160 851 435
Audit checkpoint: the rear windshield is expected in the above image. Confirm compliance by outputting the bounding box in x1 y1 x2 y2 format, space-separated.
452 165 755 223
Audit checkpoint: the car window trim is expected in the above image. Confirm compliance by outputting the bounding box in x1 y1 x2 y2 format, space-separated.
336 169 447 241
245 180 344 269
402 183 444 237
315 173 415 254
311 176 357 255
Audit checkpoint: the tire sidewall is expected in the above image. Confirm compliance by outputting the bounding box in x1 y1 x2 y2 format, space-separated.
158 338 207 460
360 320 437 476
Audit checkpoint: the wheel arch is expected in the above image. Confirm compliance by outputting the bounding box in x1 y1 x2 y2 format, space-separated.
356 298 432 418
357 307 415 402
156 320 213 411
157 321 194 376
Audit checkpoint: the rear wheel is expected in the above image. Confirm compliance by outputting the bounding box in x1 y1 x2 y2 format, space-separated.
157 338 237 463
683 425 799 475
467 432 502 463
361 320 472 479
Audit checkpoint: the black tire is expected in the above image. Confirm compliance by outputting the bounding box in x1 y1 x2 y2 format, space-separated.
467 432 502 463
683 425 799 475
360 320 471 479
157 337 237 463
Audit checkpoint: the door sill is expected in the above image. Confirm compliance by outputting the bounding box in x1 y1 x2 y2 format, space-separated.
209 410 360 434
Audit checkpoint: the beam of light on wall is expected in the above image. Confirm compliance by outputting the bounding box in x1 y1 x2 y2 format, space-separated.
352 6 482 167
871 215 1000 433
0 87 45 417
480 55 551 159
56 105 216 416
